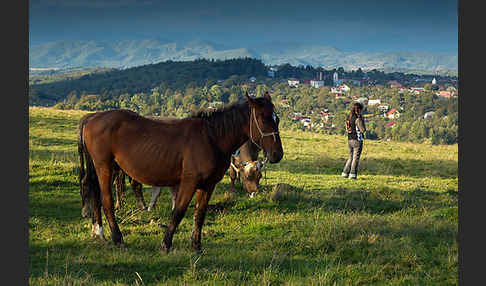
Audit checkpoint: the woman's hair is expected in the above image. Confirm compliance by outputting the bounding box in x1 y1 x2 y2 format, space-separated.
348 102 364 121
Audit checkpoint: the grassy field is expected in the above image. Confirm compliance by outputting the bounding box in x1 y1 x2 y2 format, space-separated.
29 106 458 285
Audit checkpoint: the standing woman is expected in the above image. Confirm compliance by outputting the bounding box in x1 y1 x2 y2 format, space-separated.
341 102 366 179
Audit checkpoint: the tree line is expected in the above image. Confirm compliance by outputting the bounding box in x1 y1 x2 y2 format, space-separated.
47 76 457 145
29 58 456 107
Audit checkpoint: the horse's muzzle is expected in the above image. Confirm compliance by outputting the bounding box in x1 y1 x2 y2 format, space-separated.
268 151 283 163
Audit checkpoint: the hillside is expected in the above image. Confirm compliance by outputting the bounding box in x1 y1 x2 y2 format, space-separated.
29 58 269 105
30 39 457 74
29 106 457 285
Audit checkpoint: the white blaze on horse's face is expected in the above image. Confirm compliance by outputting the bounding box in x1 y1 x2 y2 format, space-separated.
243 162 254 175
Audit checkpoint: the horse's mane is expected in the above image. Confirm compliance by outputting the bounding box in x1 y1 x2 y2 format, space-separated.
190 97 273 143
190 100 250 141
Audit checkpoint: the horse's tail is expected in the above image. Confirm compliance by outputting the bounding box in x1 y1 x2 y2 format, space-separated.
78 115 89 192
78 113 100 217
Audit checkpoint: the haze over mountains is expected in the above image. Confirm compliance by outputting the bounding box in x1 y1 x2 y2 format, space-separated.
29 39 458 74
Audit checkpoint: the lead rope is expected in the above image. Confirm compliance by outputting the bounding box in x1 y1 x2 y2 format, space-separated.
249 108 263 151
263 156 268 186
248 107 278 192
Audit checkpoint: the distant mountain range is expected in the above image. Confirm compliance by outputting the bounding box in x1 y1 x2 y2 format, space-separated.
29 39 458 74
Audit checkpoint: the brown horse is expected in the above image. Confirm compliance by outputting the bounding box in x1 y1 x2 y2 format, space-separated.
78 92 283 252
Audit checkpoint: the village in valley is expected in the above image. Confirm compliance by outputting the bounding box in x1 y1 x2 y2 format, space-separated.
273 68 458 134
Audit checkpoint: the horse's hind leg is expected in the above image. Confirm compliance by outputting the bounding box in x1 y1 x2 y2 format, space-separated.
90 183 106 242
162 180 196 253
147 187 162 211
191 184 215 252
97 163 124 245
113 168 126 210
170 186 178 211
129 178 146 210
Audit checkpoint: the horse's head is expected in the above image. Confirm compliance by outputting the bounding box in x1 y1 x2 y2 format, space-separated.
245 92 284 163
240 161 263 196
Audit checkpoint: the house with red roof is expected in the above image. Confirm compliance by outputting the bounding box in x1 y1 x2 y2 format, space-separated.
320 110 334 122
385 108 400 119
438 91 452 99
279 99 290 108
410 87 425 94
338 84 350 92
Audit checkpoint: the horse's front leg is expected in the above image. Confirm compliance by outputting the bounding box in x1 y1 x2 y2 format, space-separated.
229 167 237 193
191 184 215 252
90 183 106 242
161 180 196 253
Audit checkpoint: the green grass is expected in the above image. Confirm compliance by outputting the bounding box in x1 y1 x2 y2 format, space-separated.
29 106 458 285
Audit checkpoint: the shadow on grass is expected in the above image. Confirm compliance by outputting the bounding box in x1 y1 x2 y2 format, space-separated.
216 184 457 217
30 135 77 147
29 219 457 285
271 156 457 178
29 238 330 285
29 192 83 224
29 178 77 191
29 114 80 131
321 188 451 214
28 186 457 285
29 240 188 285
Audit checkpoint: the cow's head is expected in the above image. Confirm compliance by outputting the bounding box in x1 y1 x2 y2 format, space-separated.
240 161 263 197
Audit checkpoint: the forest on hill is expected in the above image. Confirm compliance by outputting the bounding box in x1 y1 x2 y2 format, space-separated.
29 58 455 105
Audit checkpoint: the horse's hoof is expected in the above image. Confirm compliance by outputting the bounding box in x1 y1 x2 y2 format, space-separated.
118 242 127 250
91 224 107 242
161 245 170 254
91 234 108 244
161 241 172 254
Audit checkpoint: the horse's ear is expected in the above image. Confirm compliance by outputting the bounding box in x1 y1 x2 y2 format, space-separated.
264 92 272 101
245 92 256 105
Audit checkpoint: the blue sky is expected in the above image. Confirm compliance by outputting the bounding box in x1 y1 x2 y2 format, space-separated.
29 0 458 53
